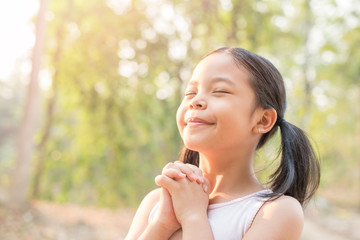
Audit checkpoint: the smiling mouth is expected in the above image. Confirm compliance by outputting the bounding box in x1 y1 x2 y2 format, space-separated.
186 117 214 126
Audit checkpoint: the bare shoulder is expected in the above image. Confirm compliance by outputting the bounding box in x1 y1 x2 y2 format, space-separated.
243 195 304 240
261 195 304 223
142 187 162 205
125 188 161 240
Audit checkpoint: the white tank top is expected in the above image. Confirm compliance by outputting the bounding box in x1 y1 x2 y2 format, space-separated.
148 189 272 239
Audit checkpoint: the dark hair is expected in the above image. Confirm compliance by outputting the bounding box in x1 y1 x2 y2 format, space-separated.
180 47 320 206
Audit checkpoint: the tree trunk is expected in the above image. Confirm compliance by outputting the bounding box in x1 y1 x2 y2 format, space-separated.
8 0 47 209
300 0 313 130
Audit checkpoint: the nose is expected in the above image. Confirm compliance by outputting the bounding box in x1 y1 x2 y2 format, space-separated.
189 96 207 110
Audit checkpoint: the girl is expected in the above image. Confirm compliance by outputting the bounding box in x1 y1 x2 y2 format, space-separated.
125 47 320 240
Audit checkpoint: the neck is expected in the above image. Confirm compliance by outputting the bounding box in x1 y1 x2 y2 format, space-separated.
199 147 263 204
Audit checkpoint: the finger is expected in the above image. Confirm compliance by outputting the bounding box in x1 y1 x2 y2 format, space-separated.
162 168 186 179
159 187 171 203
202 174 210 194
172 162 199 182
155 175 162 187
163 162 176 170
179 162 204 184
162 162 180 175
184 163 202 175
184 163 204 184
163 162 194 181
155 175 178 193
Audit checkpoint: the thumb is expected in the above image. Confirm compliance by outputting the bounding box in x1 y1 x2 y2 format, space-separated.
159 187 171 202
155 175 177 194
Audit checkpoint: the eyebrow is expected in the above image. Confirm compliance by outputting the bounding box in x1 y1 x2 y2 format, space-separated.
210 76 236 86
187 76 236 86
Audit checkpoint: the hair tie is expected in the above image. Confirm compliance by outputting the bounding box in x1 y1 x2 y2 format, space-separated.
278 117 285 126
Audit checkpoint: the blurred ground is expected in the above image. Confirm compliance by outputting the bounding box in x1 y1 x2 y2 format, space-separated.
0 200 359 240
0 201 135 240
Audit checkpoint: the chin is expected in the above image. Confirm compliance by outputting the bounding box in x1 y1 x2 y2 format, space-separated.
184 145 200 152
183 140 208 153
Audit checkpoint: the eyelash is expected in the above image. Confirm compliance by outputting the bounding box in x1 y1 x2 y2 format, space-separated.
185 92 196 96
213 90 230 94
184 90 230 96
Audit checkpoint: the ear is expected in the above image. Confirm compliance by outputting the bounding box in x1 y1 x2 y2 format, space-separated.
252 108 277 134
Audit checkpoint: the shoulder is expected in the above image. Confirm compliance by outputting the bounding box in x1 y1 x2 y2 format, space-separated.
260 195 304 223
125 188 161 240
132 188 161 218
243 195 304 240
142 188 162 205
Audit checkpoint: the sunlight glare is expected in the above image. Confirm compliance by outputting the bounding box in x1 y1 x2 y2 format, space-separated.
107 0 131 15
0 0 38 80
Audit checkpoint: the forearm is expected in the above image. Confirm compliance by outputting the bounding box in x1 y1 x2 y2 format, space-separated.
137 220 177 240
181 213 214 240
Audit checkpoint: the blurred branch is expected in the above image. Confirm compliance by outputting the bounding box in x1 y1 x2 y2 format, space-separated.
300 0 314 129
32 0 74 199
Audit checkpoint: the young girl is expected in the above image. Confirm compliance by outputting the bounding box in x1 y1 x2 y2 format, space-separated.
125 47 320 240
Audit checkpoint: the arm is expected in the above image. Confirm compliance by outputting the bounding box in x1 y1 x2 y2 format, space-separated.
243 196 304 240
125 188 160 240
181 210 214 240
125 188 179 240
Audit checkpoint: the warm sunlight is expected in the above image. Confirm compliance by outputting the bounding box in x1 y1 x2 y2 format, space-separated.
0 0 359 239
0 0 38 80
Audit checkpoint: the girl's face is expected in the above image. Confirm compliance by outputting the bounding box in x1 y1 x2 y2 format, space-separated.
176 52 260 153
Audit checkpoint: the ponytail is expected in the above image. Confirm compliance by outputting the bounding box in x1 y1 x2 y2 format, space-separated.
267 119 320 205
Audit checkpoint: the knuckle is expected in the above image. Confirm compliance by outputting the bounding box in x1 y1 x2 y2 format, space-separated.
184 163 194 170
163 168 176 176
166 162 174 167
176 162 189 172
186 163 202 174
162 167 170 174
162 168 171 175
155 175 163 185
164 162 175 170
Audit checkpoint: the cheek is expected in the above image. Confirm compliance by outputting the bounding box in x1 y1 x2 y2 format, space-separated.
176 102 186 134
216 105 252 136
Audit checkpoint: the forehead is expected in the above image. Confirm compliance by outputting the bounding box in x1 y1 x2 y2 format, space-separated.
190 53 249 85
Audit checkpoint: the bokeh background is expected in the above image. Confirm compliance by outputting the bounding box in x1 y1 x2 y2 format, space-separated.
0 0 359 239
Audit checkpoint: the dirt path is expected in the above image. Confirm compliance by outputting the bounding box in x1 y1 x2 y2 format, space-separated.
0 201 135 240
301 205 360 240
0 200 359 239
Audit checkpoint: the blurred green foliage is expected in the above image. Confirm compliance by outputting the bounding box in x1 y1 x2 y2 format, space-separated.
1 0 359 208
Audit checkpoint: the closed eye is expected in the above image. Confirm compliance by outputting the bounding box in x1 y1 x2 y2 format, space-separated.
185 92 197 96
213 90 231 94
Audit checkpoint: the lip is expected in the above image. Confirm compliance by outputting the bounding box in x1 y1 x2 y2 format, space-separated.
186 117 214 126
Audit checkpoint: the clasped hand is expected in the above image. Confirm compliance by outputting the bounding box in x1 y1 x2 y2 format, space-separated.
153 161 210 233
